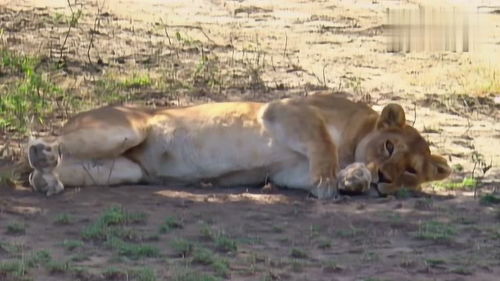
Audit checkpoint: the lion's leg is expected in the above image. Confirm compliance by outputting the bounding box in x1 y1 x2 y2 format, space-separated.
27 106 151 195
56 157 143 187
28 135 144 196
262 101 339 199
28 133 144 195
58 106 150 159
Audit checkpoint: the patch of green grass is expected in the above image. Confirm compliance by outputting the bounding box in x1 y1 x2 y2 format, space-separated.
6 221 26 235
0 250 52 278
416 221 456 242
54 214 75 225
170 238 194 257
200 224 215 240
0 242 23 254
458 65 500 96
0 260 26 276
50 10 82 27
82 223 140 242
81 205 145 241
452 163 464 172
107 237 160 259
102 267 127 280
0 260 28 277
175 31 202 46
396 187 412 199
70 266 92 279
81 222 107 240
80 205 155 260
433 177 477 190
191 247 229 277
290 248 308 259
0 48 37 73
212 258 230 278
51 12 65 24
26 250 52 267
69 253 90 262
480 194 500 205
424 258 446 267
0 48 75 134
192 247 215 265
46 260 71 274
99 205 146 225
235 236 263 245
94 78 127 104
93 73 154 104
60 239 84 251
214 234 237 253
129 267 157 281
159 216 183 233
199 225 237 253
120 74 153 88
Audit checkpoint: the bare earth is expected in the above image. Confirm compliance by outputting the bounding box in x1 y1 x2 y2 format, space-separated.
0 0 500 280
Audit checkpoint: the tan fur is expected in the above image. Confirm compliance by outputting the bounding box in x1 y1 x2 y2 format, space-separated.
27 94 451 198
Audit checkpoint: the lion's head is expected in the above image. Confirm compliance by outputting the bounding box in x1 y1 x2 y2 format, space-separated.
355 103 451 196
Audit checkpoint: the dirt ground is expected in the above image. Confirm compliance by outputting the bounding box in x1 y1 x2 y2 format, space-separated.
0 0 500 280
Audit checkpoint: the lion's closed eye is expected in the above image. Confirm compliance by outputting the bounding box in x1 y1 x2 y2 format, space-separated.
385 140 394 157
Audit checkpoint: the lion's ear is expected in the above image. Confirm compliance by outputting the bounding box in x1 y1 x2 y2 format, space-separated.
429 155 451 181
377 104 406 129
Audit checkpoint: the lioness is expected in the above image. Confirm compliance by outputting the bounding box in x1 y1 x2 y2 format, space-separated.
27 94 451 198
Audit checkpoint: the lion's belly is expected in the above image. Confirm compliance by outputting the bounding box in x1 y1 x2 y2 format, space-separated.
138 122 296 184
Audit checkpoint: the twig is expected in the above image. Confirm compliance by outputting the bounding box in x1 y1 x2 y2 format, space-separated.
412 102 417 126
87 0 104 65
167 24 215 44
322 64 327 86
159 18 172 45
283 33 287 58
60 0 75 62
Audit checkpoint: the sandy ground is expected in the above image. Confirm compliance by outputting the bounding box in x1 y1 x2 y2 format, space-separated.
0 0 500 280
2 184 500 281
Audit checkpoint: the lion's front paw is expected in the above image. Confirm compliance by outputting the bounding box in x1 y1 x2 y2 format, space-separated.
29 171 64 197
337 162 372 193
310 177 338 199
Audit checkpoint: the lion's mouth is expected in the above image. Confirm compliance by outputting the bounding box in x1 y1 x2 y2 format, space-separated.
370 170 392 197
370 182 384 197
377 170 392 184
